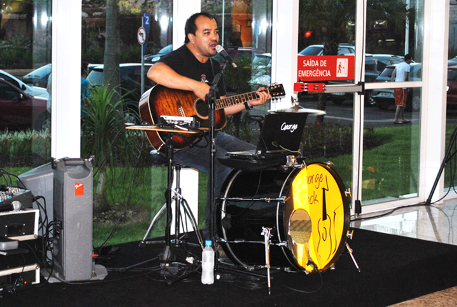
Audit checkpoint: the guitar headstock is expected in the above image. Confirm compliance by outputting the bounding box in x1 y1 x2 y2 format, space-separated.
268 83 285 98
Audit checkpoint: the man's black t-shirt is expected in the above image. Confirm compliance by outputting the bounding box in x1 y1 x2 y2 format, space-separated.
159 45 226 96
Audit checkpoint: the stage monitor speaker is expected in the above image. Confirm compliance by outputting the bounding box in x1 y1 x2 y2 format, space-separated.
52 158 93 282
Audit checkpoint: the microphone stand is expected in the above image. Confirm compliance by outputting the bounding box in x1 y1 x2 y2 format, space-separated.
205 66 224 247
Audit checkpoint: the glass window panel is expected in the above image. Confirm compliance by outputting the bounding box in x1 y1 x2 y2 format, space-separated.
81 1 174 246
366 0 423 82
0 1 52 177
203 0 273 99
363 87 421 204
297 0 356 197
445 2 457 191
362 0 423 206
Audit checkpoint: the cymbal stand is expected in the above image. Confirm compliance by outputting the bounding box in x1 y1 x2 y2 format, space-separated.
261 227 272 295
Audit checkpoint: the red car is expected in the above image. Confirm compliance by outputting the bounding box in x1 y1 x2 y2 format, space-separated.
0 78 49 131
448 65 457 106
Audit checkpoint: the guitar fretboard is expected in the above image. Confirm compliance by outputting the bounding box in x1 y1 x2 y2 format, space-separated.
215 91 260 110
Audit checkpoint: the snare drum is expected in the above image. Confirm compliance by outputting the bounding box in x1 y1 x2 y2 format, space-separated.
217 162 350 272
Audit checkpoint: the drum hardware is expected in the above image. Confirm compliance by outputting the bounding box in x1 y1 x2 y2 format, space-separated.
345 188 352 198
346 230 361 272
346 242 360 272
219 196 287 203
125 125 204 282
261 227 273 295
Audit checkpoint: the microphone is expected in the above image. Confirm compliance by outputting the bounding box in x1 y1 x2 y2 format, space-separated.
0 201 22 213
216 45 237 68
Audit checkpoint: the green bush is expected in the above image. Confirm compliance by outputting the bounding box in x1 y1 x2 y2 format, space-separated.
0 130 51 167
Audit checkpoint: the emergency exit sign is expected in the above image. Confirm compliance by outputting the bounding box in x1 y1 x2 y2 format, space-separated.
297 55 355 81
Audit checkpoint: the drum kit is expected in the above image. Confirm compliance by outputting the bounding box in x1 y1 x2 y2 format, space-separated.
127 103 360 291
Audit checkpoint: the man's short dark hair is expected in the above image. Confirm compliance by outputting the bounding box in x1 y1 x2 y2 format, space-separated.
184 12 216 44
404 54 412 61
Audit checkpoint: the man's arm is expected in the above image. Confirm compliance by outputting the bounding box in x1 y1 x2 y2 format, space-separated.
391 68 397 82
404 71 409 82
148 63 271 114
224 88 271 115
147 62 211 100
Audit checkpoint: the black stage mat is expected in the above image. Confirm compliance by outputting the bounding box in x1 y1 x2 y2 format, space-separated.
2 229 457 307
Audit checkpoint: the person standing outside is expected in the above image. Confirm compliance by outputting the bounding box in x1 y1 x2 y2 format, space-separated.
147 12 271 238
81 61 90 117
391 54 412 124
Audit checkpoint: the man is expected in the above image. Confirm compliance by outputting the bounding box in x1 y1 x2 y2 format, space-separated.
391 54 412 124
147 12 271 238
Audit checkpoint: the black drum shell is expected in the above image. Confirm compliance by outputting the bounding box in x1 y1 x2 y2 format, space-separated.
217 167 301 269
216 163 350 271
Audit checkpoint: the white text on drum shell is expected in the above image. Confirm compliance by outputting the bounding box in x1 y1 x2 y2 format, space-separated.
281 122 298 133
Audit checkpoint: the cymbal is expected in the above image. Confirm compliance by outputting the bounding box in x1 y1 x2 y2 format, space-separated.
270 106 326 115
125 124 201 134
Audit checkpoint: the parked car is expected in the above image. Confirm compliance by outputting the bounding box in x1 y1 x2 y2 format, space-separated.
22 64 52 88
247 53 272 91
326 54 379 105
448 56 457 67
0 70 49 100
370 63 422 111
251 53 271 76
144 44 173 64
371 54 404 73
22 63 99 89
86 63 154 121
298 44 355 56
447 65 457 106
212 46 265 65
0 78 49 131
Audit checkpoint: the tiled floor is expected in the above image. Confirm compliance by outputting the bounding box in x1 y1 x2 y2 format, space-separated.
352 198 457 306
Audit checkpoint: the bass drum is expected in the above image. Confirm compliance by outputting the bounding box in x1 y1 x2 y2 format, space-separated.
217 162 350 272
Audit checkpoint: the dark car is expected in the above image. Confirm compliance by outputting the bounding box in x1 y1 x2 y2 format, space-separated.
144 45 173 64
212 46 265 65
298 44 355 56
0 78 49 131
370 63 422 111
86 63 154 121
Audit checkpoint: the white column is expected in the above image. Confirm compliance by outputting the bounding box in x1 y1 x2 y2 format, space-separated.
171 0 201 230
51 0 82 159
420 0 450 203
270 0 299 110
172 0 201 50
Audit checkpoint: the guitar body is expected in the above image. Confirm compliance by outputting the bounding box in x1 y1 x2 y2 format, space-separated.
138 83 285 152
139 84 227 151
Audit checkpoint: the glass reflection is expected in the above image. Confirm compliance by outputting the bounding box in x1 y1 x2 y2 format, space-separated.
0 0 52 171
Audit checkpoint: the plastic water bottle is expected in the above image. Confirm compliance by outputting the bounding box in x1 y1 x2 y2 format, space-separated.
201 240 215 284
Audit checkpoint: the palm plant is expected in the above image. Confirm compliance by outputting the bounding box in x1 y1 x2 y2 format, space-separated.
81 84 135 211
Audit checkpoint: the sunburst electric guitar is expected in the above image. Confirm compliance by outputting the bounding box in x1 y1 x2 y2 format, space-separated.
138 83 285 151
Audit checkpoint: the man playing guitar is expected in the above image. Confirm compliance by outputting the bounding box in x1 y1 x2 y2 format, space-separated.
147 12 271 238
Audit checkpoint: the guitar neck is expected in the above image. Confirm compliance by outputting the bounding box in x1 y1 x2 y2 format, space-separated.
215 91 260 110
